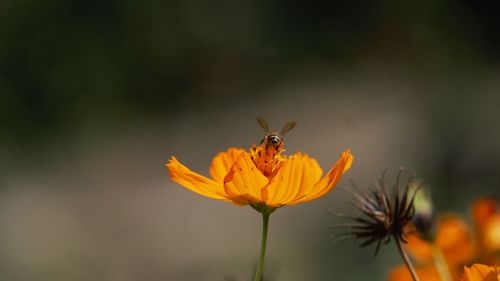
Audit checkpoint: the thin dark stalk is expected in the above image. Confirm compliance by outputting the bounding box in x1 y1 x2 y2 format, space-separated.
393 234 420 281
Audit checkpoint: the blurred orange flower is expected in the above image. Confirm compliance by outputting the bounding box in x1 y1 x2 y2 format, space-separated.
461 264 500 281
472 198 500 262
388 215 475 281
167 145 353 210
389 197 500 281
407 215 475 268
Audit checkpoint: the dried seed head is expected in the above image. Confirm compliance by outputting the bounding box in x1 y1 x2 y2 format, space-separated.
330 167 421 255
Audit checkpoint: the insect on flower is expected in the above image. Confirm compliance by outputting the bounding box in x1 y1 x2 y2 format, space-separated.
256 117 297 148
167 118 353 281
167 118 353 210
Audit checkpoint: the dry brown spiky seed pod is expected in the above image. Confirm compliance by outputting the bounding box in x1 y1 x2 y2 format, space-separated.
329 167 422 281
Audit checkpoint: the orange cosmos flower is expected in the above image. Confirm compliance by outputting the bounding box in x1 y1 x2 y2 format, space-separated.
461 264 500 281
167 120 353 212
168 146 352 210
167 118 353 281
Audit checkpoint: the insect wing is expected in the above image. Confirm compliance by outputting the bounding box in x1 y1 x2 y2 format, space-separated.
256 117 270 133
280 121 297 136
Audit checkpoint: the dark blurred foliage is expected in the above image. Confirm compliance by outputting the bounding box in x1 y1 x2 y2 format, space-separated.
1 0 499 205
2 0 500 144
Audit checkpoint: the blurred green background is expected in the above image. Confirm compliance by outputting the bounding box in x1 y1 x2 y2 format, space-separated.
1 0 499 280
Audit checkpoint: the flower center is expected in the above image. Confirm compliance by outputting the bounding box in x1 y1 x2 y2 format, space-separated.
249 143 286 178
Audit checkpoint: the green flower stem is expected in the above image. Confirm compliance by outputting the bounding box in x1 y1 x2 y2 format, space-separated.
394 234 421 281
254 212 270 281
432 245 452 281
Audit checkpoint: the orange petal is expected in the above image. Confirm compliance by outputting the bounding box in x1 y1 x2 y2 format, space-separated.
435 215 476 268
209 148 246 183
262 152 323 206
167 157 228 201
461 264 499 281
388 265 441 281
223 152 268 205
291 149 353 204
